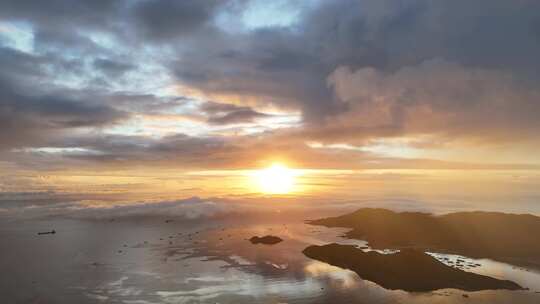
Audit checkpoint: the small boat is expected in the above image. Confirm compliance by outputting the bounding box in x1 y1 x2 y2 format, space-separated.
37 230 56 235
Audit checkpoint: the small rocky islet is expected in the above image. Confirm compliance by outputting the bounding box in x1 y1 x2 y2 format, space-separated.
249 235 283 245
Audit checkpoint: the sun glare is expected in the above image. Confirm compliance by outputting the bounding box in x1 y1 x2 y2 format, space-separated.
252 163 297 194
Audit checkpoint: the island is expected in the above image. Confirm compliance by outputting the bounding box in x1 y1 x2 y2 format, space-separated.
307 208 540 268
303 243 523 292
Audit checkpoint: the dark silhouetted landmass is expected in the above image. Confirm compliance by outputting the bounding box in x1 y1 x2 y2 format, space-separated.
303 243 522 292
249 235 283 245
308 208 540 267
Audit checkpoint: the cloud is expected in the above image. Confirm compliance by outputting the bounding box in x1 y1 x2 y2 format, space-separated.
0 194 341 221
166 0 540 128
131 0 222 40
93 58 136 77
1 0 540 171
0 195 240 220
0 0 123 32
0 192 424 221
201 101 270 125
327 59 540 142
0 47 128 149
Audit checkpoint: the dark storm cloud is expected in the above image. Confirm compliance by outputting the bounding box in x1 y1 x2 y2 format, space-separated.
0 0 123 30
166 0 540 143
0 47 47 80
0 47 127 149
326 59 540 143
171 28 342 120
33 28 106 55
132 0 222 40
0 0 135 151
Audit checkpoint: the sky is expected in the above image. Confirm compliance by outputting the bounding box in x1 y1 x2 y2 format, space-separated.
1 0 540 217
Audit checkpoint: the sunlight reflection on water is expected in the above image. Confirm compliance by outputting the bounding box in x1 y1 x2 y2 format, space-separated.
2 218 540 303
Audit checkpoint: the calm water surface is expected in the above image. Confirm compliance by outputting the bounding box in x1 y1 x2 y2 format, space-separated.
1 216 540 304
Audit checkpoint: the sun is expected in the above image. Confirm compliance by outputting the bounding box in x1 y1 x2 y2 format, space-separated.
251 163 298 194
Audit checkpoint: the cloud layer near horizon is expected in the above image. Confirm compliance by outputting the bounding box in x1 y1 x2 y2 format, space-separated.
1 0 540 172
